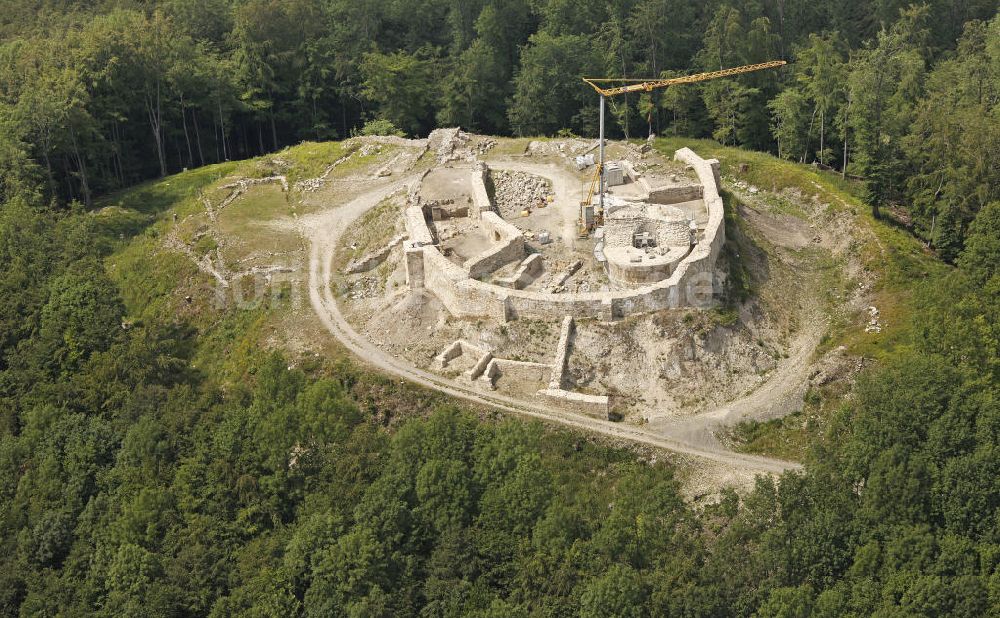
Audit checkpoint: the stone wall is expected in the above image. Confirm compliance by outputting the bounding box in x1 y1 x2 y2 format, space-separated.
495 253 543 289
655 219 692 246
538 388 610 419
434 339 487 369
425 199 470 221
407 147 726 321
345 233 406 274
470 162 493 216
604 206 690 250
548 316 574 389
648 184 703 205
421 247 510 319
506 292 610 320
669 147 726 295
481 358 551 390
404 206 434 246
604 210 643 248
465 212 525 279
604 246 686 285
404 247 425 289
466 350 494 380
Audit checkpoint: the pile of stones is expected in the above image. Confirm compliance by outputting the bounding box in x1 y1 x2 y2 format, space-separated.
864 305 882 333
474 138 497 155
294 177 324 192
357 143 383 158
526 139 593 157
491 170 552 217
429 128 470 163
348 276 380 300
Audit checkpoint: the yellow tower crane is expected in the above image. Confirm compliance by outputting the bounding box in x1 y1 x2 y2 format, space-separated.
579 60 786 235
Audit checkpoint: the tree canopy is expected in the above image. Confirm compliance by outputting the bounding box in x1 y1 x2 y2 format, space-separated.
0 0 996 248
0 1 998 615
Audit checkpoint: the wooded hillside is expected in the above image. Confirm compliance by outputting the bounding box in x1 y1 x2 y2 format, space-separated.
1 0 996 253
0 2 998 616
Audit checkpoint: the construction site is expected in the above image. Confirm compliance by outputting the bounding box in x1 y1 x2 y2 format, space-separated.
153 108 868 488
327 62 792 422
333 128 733 419
153 57 868 485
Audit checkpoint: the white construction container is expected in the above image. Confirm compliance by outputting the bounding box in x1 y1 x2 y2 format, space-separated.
603 161 624 187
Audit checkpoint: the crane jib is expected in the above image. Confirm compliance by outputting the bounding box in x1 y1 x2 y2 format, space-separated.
582 60 787 97
579 58 785 232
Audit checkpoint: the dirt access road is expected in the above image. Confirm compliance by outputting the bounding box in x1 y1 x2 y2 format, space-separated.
300 172 803 477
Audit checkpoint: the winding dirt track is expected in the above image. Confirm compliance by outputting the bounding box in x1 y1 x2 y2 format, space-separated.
302 173 803 476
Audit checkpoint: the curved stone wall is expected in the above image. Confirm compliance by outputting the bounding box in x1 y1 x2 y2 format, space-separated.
404 147 725 321
464 212 525 279
604 245 689 285
605 203 690 249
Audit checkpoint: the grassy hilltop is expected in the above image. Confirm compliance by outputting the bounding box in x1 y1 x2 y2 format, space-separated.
0 136 995 616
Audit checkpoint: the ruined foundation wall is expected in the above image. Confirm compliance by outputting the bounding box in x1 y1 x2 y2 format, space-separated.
485 359 552 388
495 254 543 289
604 215 643 248
404 206 435 246
506 292 610 320
465 212 525 279
346 233 406 274
422 247 510 320
669 147 726 283
404 248 425 288
470 163 493 215
410 148 725 321
538 388 610 419
655 220 692 246
606 255 676 286
548 316 574 389
647 184 704 205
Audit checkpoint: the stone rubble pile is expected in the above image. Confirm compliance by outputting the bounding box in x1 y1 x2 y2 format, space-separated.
474 138 497 155
348 276 380 300
526 139 593 157
491 170 552 218
424 127 497 163
294 141 399 191
865 305 882 333
293 177 324 192
221 175 289 193
216 175 289 210
544 259 583 293
731 179 761 194
428 127 470 164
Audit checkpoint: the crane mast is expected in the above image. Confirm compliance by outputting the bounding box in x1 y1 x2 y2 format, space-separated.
580 60 785 227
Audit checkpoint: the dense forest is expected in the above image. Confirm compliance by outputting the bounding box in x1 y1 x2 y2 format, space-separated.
1 0 997 252
1 0 999 616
